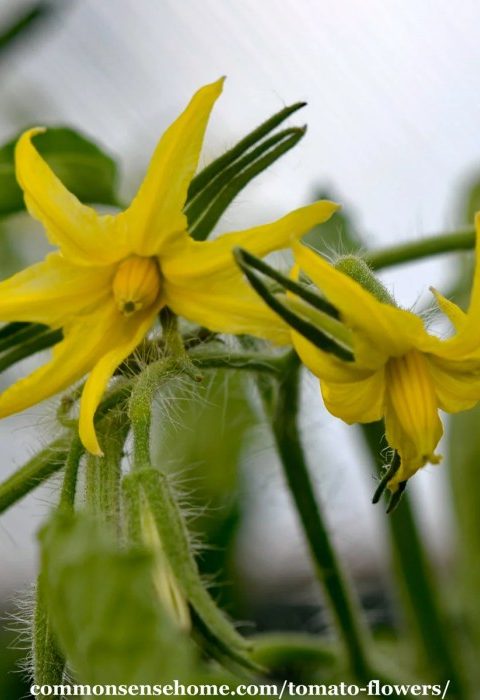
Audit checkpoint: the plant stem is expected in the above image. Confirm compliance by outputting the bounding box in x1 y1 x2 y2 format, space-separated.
365 228 474 270
272 352 372 680
189 349 287 375
129 357 177 470
33 573 66 699
0 438 68 515
361 421 466 697
59 436 83 511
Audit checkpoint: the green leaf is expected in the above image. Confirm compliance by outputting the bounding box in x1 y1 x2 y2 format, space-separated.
0 127 119 217
39 509 196 685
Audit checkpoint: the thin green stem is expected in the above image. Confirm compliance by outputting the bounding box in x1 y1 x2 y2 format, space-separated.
33 573 66 699
59 436 83 511
361 421 466 697
189 349 287 375
272 352 372 681
0 438 68 515
129 357 177 470
365 228 474 270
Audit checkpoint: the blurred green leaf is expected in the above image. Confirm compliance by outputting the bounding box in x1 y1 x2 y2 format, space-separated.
0 127 119 217
39 510 196 685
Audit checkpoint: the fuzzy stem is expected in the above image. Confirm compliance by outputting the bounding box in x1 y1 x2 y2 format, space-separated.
0 438 68 515
361 421 466 697
272 352 372 681
85 414 129 532
33 437 82 698
33 574 66 699
59 436 83 511
189 349 287 375
365 228 474 270
129 357 177 470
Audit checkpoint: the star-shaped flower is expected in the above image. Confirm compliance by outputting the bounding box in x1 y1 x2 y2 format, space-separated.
289 236 480 492
0 79 337 454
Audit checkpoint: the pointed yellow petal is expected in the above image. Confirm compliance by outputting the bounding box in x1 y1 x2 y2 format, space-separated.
162 201 339 282
164 278 290 345
123 79 224 256
0 309 117 419
15 129 128 265
430 287 466 332
292 241 430 359
79 306 160 455
0 253 112 326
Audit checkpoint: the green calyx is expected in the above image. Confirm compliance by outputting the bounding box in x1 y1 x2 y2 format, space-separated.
335 255 396 306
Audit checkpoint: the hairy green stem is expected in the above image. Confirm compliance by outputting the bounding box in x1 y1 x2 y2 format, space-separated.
189 349 287 375
361 421 466 697
33 573 66 699
129 357 177 470
0 438 68 515
59 436 84 511
365 228 474 270
272 352 372 680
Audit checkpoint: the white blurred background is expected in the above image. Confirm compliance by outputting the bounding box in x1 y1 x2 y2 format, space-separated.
0 0 478 603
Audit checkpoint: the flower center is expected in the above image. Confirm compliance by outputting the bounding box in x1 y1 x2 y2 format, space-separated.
385 349 442 467
112 256 161 316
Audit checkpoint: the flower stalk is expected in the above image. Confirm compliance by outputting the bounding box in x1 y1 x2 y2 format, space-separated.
271 351 373 681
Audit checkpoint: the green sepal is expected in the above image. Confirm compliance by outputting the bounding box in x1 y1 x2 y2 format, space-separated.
234 248 354 362
189 128 305 241
187 101 306 201
335 255 396 306
123 468 259 671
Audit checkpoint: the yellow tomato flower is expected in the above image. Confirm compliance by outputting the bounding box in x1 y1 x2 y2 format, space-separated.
290 235 480 492
0 79 338 455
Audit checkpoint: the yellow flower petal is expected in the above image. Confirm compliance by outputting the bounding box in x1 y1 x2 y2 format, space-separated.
79 305 161 455
0 308 118 419
292 241 431 359
430 287 466 332
15 129 127 266
0 253 112 326
320 369 385 424
427 354 480 412
164 278 290 345
291 330 367 383
384 350 443 490
122 79 224 257
162 201 339 282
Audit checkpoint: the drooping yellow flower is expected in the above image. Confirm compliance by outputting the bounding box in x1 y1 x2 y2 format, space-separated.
290 234 480 492
0 79 338 454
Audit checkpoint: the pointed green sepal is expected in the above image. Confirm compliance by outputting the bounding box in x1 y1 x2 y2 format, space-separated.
234 248 354 362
